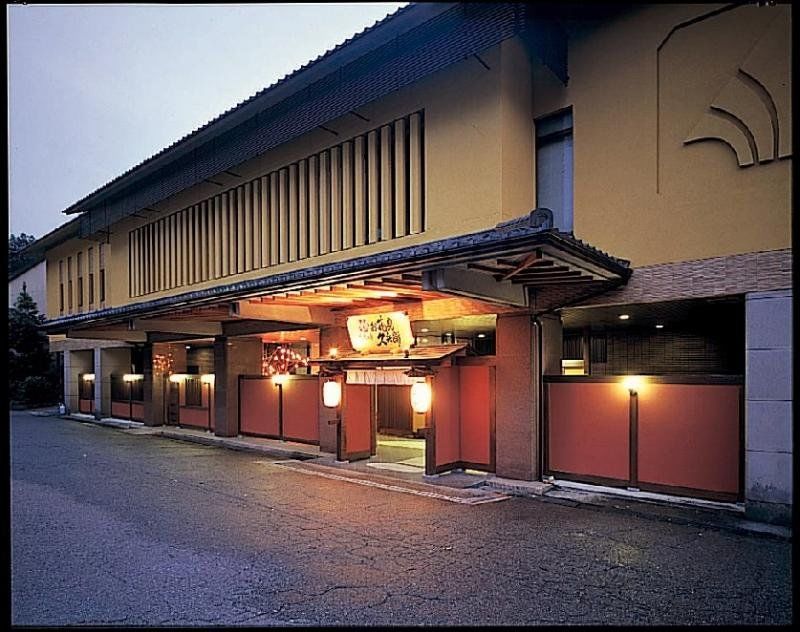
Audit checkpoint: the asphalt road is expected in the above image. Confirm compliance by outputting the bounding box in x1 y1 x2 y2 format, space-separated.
10 411 792 626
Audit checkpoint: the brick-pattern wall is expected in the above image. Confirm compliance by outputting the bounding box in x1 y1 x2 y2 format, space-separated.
574 249 791 308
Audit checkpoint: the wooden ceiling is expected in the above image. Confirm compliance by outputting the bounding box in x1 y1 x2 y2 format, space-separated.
466 249 605 286
247 273 453 310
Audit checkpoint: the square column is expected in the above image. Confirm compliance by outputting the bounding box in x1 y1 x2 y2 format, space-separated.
63 349 93 414
213 336 263 437
494 313 561 481
745 289 792 525
94 347 132 418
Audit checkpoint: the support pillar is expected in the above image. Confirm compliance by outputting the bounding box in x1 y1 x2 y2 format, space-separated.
318 326 353 454
494 312 561 481
94 347 132 418
142 344 164 427
213 336 262 437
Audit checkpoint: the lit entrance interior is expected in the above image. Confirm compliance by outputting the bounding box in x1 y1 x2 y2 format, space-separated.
369 385 426 473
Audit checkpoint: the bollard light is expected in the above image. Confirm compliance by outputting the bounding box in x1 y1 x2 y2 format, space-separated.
622 375 644 395
410 381 432 414
272 373 289 386
322 380 342 409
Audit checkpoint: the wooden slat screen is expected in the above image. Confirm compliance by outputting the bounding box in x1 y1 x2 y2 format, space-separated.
129 111 425 297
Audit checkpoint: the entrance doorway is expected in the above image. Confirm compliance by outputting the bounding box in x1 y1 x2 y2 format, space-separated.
368 385 426 473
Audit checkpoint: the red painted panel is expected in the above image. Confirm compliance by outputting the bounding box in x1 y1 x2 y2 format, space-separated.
179 406 212 429
239 378 280 436
638 384 740 494
459 366 491 466
111 401 131 418
434 368 460 467
547 382 630 481
343 384 371 457
282 377 320 443
131 403 145 422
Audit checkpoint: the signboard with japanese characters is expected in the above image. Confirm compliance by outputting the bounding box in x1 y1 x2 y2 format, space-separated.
346 311 414 354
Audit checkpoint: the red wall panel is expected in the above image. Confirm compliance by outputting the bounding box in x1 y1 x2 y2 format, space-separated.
78 398 94 414
434 368 460 467
343 384 372 456
458 366 491 466
638 384 740 494
281 377 320 443
131 402 145 422
239 378 280 437
179 406 212 429
547 382 630 481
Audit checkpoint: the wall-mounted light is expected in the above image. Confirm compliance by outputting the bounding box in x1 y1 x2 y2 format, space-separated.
420 328 429 333
82 373 95 382
477 333 486 339
122 374 143 382
185 345 191 350
272 373 290 386
169 373 188 383
410 381 432 414
621 375 644 395
328 347 339 359
618 314 630 321
322 380 342 408
200 374 215 384
655 324 664 329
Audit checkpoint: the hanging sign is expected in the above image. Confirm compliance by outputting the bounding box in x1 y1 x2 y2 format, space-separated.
346 311 414 354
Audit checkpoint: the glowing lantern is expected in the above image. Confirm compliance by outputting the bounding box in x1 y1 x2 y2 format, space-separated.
271 373 290 386
410 381 432 414
322 380 342 408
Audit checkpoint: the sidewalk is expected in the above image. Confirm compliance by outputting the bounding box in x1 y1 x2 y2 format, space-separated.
52 412 792 539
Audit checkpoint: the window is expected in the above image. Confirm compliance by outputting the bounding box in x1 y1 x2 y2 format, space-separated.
535 108 573 232
77 252 83 308
67 257 73 311
58 260 65 313
88 247 94 305
99 244 106 303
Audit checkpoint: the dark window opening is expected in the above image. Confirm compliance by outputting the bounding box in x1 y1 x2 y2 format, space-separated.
184 377 203 407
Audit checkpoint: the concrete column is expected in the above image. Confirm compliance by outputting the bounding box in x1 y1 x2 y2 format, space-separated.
213 336 262 437
94 347 132 418
64 349 93 414
494 313 561 481
744 289 792 525
142 344 164 427
317 326 352 454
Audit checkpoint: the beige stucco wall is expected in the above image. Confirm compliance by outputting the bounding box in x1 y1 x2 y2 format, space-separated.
45 3 792 317
9 260 46 311
532 3 791 268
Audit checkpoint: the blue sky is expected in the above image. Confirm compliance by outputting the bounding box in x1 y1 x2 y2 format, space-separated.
8 3 407 238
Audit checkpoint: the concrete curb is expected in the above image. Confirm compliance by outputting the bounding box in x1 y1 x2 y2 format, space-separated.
157 430 317 461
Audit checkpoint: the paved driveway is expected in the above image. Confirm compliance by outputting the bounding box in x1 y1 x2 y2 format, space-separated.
10 411 792 626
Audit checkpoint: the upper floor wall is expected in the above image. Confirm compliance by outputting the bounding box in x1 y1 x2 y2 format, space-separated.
9 260 46 312
532 2 791 267
44 3 792 319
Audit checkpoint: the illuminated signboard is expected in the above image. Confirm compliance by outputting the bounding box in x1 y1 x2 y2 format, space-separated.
346 311 414 354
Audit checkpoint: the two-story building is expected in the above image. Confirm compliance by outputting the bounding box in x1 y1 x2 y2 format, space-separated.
41 3 792 523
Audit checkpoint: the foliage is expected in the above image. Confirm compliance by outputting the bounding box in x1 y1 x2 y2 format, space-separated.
8 233 36 276
8 287 59 406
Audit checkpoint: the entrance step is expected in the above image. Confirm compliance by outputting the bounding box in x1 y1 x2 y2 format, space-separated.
274 460 509 505
482 477 554 496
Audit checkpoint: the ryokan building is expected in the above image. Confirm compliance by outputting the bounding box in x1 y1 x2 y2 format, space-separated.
39 3 792 523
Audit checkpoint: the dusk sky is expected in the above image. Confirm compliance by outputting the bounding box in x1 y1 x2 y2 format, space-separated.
8 2 407 238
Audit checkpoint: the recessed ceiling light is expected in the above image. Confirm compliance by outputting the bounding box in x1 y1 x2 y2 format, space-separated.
477 333 486 338
618 314 630 320
420 328 429 333
185 345 191 349
421 338 429 343
655 324 664 329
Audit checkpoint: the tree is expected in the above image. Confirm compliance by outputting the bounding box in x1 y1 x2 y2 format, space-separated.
8 233 36 275
8 286 58 406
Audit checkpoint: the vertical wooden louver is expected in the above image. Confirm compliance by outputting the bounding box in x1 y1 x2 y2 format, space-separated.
128 110 424 298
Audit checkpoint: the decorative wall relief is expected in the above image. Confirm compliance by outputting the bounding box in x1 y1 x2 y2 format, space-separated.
683 14 791 167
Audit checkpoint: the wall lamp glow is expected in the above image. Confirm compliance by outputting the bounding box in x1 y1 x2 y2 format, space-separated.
200 374 215 384
82 373 95 381
271 373 290 386
618 314 630 321
328 347 339 359
122 374 144 382
410 381 432 414
322 380 342 408
655 324 664 329
169 373 189 383
621 375 644 395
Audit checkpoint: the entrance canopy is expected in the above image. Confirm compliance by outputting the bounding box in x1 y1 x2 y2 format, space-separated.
310 343 468 369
